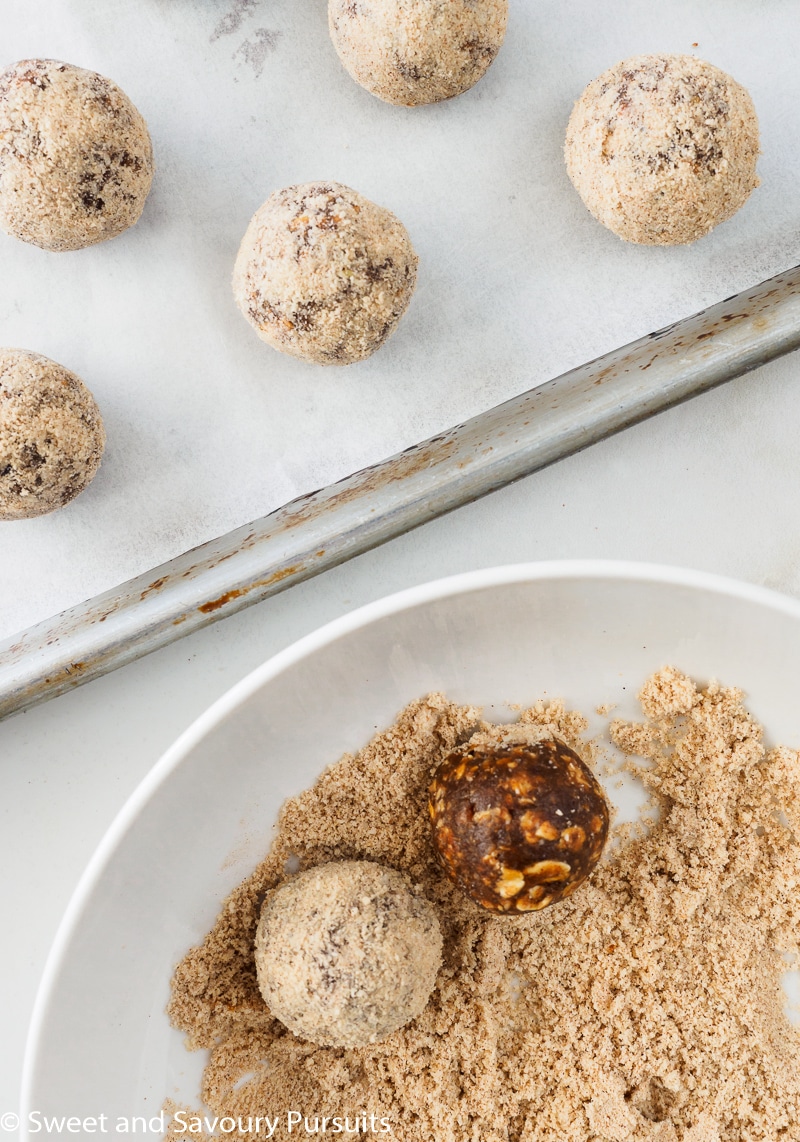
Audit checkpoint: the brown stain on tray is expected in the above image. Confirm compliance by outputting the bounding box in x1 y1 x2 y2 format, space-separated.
140 576 169 600
198 564 303 614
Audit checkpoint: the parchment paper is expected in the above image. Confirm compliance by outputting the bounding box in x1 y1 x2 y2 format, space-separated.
2 0 799 639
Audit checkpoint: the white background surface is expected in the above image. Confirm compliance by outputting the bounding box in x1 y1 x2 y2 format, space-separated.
3 0 800 1132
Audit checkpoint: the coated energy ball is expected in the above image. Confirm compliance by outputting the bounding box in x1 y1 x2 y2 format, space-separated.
233 182 418 366
0 58 154 252
328 0 508 107
0 349 105 520
564 54 760 245
254 860 442 1047
429 739 609 913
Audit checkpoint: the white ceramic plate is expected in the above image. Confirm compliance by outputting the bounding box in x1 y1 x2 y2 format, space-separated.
21 561 800 1134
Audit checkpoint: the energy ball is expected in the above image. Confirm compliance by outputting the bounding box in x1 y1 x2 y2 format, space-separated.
254 860 442 1048
0 58 154 252
328 0 508 107
0 349 105 520
233 182 418 365
429 739 609 913
564 54 760 245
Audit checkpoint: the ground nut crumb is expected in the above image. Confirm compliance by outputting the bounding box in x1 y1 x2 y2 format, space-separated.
610 718 658 761
167 678 800 1142
639 665 699 720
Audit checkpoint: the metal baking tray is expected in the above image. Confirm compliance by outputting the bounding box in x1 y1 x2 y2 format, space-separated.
2 264 800 718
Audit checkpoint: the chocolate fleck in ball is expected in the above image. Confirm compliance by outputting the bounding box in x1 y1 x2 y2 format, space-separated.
0 59 154 252
254 860 442 1048
429 739 609 913
232 181 418 365
564 54 759 245
328 0 508 108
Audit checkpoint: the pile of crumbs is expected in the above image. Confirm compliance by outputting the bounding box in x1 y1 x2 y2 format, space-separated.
166 669 800 1142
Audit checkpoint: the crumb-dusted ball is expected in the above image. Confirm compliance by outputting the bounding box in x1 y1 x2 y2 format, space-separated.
233 182 418 365
254 860 442 1047
564 54 760 245
429 739 609 913
0 59 154 252
329 0 508 107
0 349 105 520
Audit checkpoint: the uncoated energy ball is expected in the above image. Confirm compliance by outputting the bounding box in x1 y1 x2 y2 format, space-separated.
0 59 154 252
254 861 442 1048
232 182 418 365
328 0 508 107
0 349 105 520
430 739 609 913
564 54 760 245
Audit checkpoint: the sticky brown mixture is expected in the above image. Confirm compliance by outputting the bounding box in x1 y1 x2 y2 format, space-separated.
167 672 800 1141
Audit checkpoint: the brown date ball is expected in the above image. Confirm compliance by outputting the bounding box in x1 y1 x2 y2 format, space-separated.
429 739 609 913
